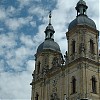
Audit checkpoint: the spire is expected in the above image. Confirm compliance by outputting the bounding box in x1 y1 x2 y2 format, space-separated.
44 11 55 40
49 11 52 25
75 0 88 16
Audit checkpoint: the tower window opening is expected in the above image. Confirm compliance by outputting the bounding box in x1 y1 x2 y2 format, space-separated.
71 76 76 94
91 76 97 93
83 9 86 15
50 32 52 38
35 92 39 100
72 41 75 54
90 39 94 54
37 62 40 74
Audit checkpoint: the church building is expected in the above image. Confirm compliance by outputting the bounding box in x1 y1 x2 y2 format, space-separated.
30 0 100 100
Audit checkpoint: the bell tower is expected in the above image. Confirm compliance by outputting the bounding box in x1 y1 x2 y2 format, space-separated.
31 12 64 100
66 0 100 99
67 0 98 62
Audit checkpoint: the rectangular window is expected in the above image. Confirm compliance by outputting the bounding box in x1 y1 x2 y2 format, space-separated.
72 41 75 54
90 39 94 54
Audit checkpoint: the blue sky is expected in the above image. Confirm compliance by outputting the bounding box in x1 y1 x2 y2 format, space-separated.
0 0 99 99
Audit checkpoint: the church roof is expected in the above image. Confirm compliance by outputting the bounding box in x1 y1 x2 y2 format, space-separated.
68 15 96 30
37 39 61 53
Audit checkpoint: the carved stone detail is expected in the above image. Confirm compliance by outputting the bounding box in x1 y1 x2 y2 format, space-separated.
50 93 60 100
79 43 85 53
52 57 60 67
52 79 57 93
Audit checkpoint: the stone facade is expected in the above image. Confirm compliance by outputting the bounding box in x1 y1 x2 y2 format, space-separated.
30 0 100 100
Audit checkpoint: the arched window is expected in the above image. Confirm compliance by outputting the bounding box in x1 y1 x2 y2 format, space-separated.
92 76 97 93
71 76 76 94
72 40 75 54
90 39 94 54
37 62 40 74
35 92 39 100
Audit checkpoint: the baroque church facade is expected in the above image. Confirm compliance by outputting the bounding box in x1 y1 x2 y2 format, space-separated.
30 0 100 100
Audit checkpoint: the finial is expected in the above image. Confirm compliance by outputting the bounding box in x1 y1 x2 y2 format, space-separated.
49 11 52 25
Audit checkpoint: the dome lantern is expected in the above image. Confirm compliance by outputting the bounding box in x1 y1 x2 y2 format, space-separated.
68 0 96 31
75 0 88 16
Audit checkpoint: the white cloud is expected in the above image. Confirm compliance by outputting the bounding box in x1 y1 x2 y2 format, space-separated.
0 60 5 72
0 28 4 31
5 16 34 31
30 21 36 28
15 46 33 58
5 48 15 60
26 60 35 73
0 33 35 99
7 6 16 16
6 45 34 71
20 34 34 47
0 72 32 99
0 6 18 21
87 0 100 30
5 18 21 30
0 32 35 72
0 32 17 48
17 0 33 8
28 6 48 20
0 7 6 20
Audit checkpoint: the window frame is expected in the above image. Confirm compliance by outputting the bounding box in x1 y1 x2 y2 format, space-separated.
91 76 97 94
90 39 94 54
71 76 76 94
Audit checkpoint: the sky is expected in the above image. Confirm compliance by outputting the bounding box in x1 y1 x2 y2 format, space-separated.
0 0 99 100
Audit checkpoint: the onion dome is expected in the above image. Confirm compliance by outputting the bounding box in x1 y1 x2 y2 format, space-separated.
37 11 61 53
68 0 96 31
